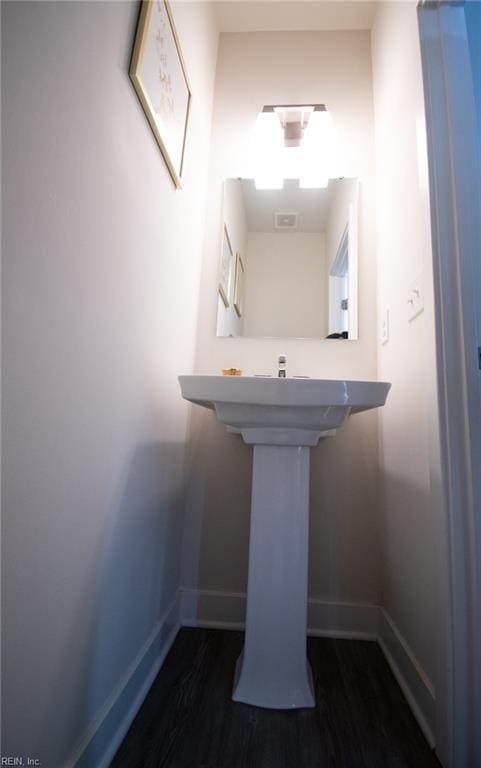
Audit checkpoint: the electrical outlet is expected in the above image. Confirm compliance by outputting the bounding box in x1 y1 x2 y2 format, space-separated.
380 309 389 345
407 276 424 322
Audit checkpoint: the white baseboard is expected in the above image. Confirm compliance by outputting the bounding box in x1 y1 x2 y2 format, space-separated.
181 588 246 631
65 588 436 766
378 608 436 748
180 588 436 747
180 588 379 639
307 597 379 639
68 593 180 768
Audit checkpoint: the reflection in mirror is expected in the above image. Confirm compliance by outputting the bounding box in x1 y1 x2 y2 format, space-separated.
216 178 359 339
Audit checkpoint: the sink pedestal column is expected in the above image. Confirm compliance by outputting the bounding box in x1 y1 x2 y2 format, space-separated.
232 440 315 709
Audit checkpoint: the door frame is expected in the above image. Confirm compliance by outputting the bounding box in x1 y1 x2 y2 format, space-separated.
418 2 481 766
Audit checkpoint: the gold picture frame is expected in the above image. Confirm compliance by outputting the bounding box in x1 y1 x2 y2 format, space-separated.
130 0 192 189
219 225 234 307
233 253 245 318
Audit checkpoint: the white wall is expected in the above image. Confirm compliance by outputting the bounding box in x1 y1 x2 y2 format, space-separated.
216 178 246 337
1 1 218 764
243 232 327 338
371 0 441 734
325 178 358 335
183 30 381 615
326 179 357 273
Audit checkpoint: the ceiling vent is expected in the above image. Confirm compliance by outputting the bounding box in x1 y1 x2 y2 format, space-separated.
274 212 298 230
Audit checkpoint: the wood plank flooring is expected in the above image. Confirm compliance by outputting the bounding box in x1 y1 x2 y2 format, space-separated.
111 628 442 768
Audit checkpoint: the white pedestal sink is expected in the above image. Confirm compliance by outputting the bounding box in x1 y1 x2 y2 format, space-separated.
179 375 391 709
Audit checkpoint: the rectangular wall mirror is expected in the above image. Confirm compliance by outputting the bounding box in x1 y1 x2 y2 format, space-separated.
216 177 359 340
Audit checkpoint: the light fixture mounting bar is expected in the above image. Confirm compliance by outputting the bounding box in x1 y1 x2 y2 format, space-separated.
262 104 327 112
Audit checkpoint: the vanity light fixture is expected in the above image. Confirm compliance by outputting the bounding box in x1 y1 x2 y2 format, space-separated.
267 104 326 146
251 104 334 190
255 177 284 191
252 109 284 190
299 176 329 189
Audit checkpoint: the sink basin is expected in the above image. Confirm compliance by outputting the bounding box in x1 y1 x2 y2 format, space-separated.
179 375 391 709
179 375 390 444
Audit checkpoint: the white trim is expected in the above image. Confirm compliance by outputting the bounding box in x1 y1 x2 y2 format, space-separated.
330 224 349 277
58 586 437 763
67 593 180 768
180 587 379 639
180 588 436 744
378 609 436 748
347 181 359 340
181 588 246 631
418 3 481 766
307 596 379 639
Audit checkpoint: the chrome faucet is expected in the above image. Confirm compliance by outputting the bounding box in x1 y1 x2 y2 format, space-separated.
278 354 287 378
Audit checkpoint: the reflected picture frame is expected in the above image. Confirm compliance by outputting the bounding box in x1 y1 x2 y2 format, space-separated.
130 0 192 189
233 253 245 318
219 225 234 307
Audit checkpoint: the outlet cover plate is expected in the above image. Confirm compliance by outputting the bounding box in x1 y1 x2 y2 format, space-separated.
381 309 389 345
407 276 424 322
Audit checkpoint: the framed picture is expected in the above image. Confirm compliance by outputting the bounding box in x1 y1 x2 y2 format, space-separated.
233 253 245 318
130 0 192 188
219 225 234 307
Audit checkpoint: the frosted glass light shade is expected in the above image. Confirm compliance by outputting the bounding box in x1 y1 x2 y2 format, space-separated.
250 107 337 188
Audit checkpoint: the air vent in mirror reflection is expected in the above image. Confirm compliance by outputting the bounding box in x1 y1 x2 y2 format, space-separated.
274 212 298 229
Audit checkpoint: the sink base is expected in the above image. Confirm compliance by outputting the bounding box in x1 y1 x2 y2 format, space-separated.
232 444 315 709
233 653 315 709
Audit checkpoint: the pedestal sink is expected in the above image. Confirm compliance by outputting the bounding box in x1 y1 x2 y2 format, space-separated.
179 375 391 709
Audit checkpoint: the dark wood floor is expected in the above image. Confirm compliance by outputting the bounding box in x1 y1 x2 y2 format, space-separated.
111 628 441 768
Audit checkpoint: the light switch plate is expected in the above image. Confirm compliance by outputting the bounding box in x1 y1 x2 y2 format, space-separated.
380 309 389 345
407 276 424 322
